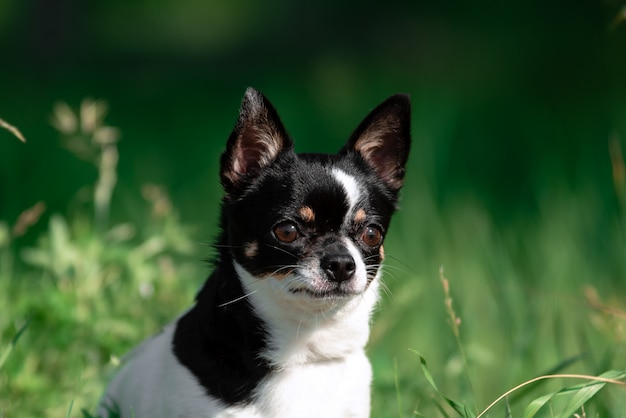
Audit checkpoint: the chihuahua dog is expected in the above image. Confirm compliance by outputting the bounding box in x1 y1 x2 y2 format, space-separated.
98 88 410 418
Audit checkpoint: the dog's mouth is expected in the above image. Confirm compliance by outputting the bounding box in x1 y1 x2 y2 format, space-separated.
289 286 357 299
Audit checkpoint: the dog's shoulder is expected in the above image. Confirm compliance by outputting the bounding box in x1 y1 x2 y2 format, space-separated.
98 323 225 417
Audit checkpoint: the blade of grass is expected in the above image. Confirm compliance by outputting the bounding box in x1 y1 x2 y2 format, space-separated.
394 358 404 418
504 396 512 418
81 409 96 418
0 118 26 142
554 370 626 418
509 353 584 404
410 350 476 418
439 266 477 412
433 399 453 418
522 392 557 418
65 400 75 418
0 318 30 370
522 374 613 418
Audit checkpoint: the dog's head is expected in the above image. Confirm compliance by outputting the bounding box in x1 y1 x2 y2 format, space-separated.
219 88 410 312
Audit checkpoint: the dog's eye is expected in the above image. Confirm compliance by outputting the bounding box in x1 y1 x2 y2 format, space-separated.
361 225 383 247
273 222 299 243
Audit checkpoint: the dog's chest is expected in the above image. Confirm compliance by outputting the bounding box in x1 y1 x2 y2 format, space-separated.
225 295 375 417
233 352 372 417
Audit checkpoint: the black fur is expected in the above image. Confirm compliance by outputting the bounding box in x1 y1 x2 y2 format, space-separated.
173 262 272 404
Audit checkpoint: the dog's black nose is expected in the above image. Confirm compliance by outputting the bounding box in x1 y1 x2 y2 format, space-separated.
321 253 356 283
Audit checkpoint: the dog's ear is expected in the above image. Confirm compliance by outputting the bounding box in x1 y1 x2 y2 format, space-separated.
341 94 411 191
221 88 293 192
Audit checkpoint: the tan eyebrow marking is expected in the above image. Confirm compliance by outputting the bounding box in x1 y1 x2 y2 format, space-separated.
299 206 315 223
354 208 367 223
244 241 258 258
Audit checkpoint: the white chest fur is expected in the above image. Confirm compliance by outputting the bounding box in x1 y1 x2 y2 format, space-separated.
230 351 372 418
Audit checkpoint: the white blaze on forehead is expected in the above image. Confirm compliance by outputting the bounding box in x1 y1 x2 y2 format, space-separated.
331 168 361 212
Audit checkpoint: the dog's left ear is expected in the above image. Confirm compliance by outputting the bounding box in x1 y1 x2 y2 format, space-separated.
221 87 293 193
341 94 411 191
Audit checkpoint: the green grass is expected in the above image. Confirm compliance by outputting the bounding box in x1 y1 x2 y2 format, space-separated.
370 177 626 416
1 100 625 417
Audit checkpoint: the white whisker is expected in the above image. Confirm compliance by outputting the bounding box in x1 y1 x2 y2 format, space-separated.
378 279 395 302
268 265 298 276
217 290 258 307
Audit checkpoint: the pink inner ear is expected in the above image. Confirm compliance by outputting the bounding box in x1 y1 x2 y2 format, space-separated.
356 133 405 191
233 140 263 175
221 88 294 191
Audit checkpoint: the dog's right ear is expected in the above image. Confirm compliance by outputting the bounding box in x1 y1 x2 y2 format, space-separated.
221 88 293 193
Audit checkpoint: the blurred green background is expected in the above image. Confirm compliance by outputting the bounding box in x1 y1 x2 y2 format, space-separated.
1 0 626 417
0 0 624 227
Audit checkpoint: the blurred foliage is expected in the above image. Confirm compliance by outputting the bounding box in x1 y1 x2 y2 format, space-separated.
1 101 201 416
1 0 626 417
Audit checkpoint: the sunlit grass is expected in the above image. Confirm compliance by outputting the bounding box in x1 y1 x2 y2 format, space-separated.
0 118 26 143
